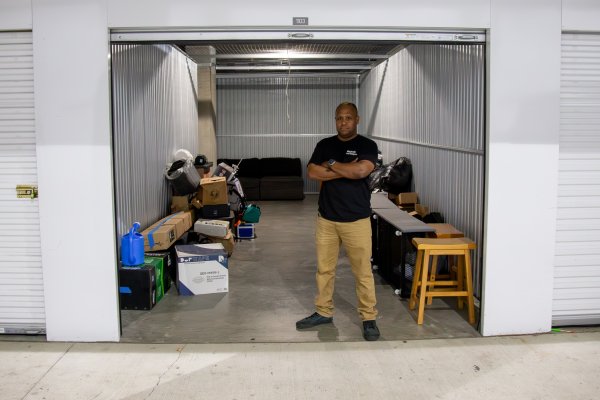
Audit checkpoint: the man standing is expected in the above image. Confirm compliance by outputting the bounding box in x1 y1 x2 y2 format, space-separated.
296 102 380 341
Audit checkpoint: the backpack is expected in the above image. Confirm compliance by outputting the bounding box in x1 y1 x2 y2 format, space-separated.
242 204 261 223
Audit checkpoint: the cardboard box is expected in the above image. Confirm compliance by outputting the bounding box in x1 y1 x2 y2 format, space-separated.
389 192 418 206
194 219 230 238
171 195 191 213
207 230 235 257
161 210 194 238
160 215 187 238
405 203 428 218
118 265 156 310
143 211 195 250
145 251 172 293
183 209 195 226
191 192 203 209
219 211 236 230
200 176 228 205
176 244 229 295
415 204 429 217
144 256 165 302
142 224 177 251
401 205 416 213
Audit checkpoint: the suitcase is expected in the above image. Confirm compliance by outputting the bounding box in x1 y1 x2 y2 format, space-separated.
236 223 255 239
201 204 230 219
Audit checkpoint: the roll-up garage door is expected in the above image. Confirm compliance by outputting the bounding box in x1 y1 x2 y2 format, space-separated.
553 33 600 326
0 31 44 334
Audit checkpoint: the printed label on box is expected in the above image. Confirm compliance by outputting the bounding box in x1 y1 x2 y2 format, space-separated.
176 244 228 295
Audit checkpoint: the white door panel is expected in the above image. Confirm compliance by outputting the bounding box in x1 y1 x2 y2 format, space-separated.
554 32 600 326
0 31 44 335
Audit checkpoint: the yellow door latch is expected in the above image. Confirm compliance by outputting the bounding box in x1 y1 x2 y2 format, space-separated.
16 185 38 199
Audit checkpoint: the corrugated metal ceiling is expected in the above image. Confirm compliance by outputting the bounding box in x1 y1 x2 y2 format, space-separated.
111 29 485 75
182 41 405 74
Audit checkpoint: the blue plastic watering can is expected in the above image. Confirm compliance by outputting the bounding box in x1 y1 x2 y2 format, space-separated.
121 222 144 266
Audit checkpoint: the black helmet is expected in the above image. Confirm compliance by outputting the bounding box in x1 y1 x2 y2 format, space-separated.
194 154 207 166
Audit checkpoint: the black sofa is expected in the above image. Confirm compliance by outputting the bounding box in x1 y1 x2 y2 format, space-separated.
217 157 304 201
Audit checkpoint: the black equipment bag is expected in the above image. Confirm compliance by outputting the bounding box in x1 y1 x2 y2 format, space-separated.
368 157 413 194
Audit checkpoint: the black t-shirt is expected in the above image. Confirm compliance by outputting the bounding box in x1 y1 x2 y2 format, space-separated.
309 134 378 222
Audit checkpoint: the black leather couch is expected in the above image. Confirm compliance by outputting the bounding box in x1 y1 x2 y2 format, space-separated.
217 157 304 201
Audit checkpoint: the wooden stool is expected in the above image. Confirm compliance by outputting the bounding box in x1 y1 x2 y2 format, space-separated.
409 237 476 325
427 223 464 239
426 223 464 304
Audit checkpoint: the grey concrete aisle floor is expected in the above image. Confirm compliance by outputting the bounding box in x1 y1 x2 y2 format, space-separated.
1 331 599 399
2 196 599 398
120 195 479 343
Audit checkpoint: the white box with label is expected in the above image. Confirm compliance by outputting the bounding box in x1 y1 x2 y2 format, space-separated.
175 243 228 295
194 219 229 238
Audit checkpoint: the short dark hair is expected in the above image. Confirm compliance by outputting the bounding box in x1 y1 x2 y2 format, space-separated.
336 102 358 115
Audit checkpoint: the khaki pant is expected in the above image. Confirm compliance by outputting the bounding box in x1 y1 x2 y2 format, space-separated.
314 215 378 321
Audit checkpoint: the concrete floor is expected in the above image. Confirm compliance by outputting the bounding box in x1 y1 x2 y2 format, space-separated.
3 195 599 398
120 195 480 343
1 331 599 399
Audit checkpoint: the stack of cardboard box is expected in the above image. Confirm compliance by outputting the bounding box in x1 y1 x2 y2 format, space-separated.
118 255 171 310
388 192 429 218
169 176 236 254
198 176 230 218
170 176 230 217
193 219 235 256
118 211 195 310
117 168 242 309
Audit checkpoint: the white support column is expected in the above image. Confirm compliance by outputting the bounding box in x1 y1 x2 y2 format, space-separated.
481 0 561 335
33 0 120 341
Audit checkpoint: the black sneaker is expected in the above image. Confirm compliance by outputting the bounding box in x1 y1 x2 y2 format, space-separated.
363 320 380 341
296 312 333 329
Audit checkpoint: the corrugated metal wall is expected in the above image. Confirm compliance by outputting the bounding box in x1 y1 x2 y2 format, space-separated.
216 76 356 193
111 44 198 236
0 31 45 334
360 44 485 296
553 33 600 325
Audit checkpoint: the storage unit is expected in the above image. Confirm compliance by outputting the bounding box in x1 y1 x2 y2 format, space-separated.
1 0 575 342
553 33 600 326
109 31 487 335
